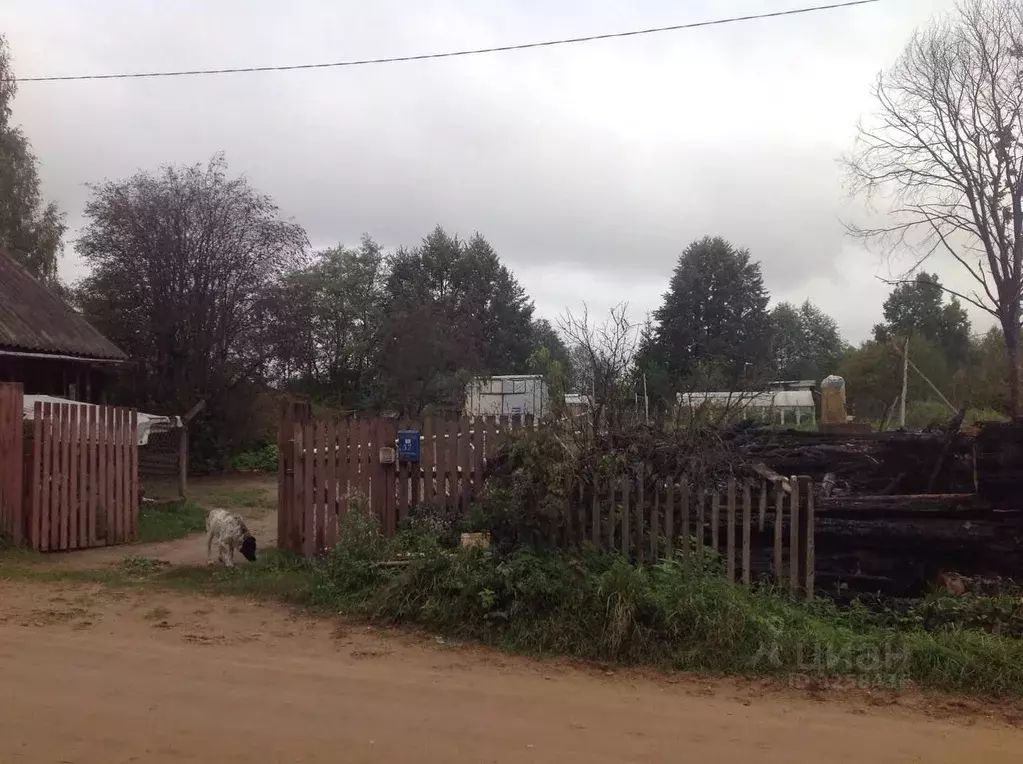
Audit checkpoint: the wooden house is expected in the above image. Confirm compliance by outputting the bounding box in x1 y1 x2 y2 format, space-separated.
0 249 127 402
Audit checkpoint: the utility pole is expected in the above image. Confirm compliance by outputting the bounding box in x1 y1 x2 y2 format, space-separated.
900 337 909 428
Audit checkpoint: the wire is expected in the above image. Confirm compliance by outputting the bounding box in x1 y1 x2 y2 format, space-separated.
12 0 881 83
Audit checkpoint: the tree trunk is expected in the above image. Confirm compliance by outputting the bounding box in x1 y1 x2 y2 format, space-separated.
1002 317 1021 419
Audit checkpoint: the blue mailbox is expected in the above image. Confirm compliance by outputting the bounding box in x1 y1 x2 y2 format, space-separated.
397 430 421 462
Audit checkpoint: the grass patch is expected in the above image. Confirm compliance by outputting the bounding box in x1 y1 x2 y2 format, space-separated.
138 501 207 543
6 505 1023 700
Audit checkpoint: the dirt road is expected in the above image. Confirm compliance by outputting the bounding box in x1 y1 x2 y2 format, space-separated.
0 581 1019 763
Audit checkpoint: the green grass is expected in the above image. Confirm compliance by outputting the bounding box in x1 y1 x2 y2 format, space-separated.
138 501 207 543
5 506 1023 700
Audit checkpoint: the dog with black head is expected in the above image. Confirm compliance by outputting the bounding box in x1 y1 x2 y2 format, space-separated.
206 509 257 567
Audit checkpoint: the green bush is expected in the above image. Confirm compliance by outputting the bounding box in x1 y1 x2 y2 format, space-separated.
231 443 278 472
308 518 1023 695
904 401 1008 430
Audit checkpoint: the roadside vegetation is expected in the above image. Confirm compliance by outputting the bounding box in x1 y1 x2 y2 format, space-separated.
6 501 1023 700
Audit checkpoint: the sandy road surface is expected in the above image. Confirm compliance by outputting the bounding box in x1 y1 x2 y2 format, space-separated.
0 581 1019 763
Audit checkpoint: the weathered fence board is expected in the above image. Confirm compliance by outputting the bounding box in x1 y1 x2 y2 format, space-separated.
13 400 139 551
0 383 24 545
277 411 816 597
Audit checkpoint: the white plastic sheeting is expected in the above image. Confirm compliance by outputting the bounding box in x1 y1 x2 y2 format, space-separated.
21 395 181 446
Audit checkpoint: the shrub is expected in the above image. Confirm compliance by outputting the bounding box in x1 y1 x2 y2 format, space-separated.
309 523 1023 696
230 443 278 472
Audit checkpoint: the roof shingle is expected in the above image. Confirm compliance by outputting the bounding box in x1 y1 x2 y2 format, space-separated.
0 249 127 361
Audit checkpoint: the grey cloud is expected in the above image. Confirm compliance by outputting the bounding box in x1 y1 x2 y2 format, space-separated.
8 0 962 341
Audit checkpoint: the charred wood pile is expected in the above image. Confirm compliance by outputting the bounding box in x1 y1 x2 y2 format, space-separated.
732 421 1023 596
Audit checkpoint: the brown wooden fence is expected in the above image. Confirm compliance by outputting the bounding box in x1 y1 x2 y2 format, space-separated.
278 412 528 557
0 383 24 544
25 401 139 551
277 411 815 595
570 473 815 596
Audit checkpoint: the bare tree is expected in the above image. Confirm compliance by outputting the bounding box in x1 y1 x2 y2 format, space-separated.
558 303 639 431
848 0 1023 415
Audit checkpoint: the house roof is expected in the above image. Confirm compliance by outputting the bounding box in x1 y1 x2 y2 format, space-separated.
0 249 127 361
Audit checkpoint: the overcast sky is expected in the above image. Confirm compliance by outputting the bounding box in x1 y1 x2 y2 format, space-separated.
6 0 974 343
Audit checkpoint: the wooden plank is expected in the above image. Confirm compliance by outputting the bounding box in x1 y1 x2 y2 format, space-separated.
103 407 112 545
725 477 736 583
591 472 600 546
742 480 752 585
78 405 89 545
789 476 800 592
696 488 706 564
303 422 316 557
435 417 450 512
68 405 79 549
635 470 645 565
419 417 433 506
30 401 43 550
292 421 302 552
576 475 585 547
130 410 139 542
95 406 107 545
677 480 687 565
604 473 614 550
774 485 784 584
59 403 71 550
805 477 816 599
113 408 123 545
382 418 399 535
88 406 98 545
711 489 720 553
649 475 659 562
325 419 337 549
39 402 52 551
315 419 327 551
453 418 466 513
758 482 768 532
120 408 129 544
621 474 631 557
666 479 676 561
469 418 482 506
337 419 351 532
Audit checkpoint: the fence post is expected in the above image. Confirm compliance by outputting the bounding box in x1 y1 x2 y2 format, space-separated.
621 474 631 558
773 484 784 585
636 468 645 566
742 480 752 585
178 426 188 499
801 476 815 600
711 490 720 553
725 477 736 583
789 475 800 593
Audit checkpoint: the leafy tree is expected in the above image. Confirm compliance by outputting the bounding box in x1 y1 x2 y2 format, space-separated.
0 35 65 281
640 236 771 390
76 155 308 456
848 0 1023 415
770 300 846 382
270 236 386 407
839 334 952 422
872 273 971 367
377 227 535 414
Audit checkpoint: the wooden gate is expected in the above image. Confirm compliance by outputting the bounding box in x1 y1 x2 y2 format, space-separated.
25 400 139 551
0 383 24 544
277 412 524 556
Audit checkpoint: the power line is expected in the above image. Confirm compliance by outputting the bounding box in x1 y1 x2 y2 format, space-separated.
12 0 881 83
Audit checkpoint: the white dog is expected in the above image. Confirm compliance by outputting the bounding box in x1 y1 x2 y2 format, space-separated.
205 509 257 567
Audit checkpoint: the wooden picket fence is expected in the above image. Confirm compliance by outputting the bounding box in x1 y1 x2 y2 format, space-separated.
278 411 816 595
24 401 139 551
567 473 815 596
0 383 24 544
278 412 529 557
